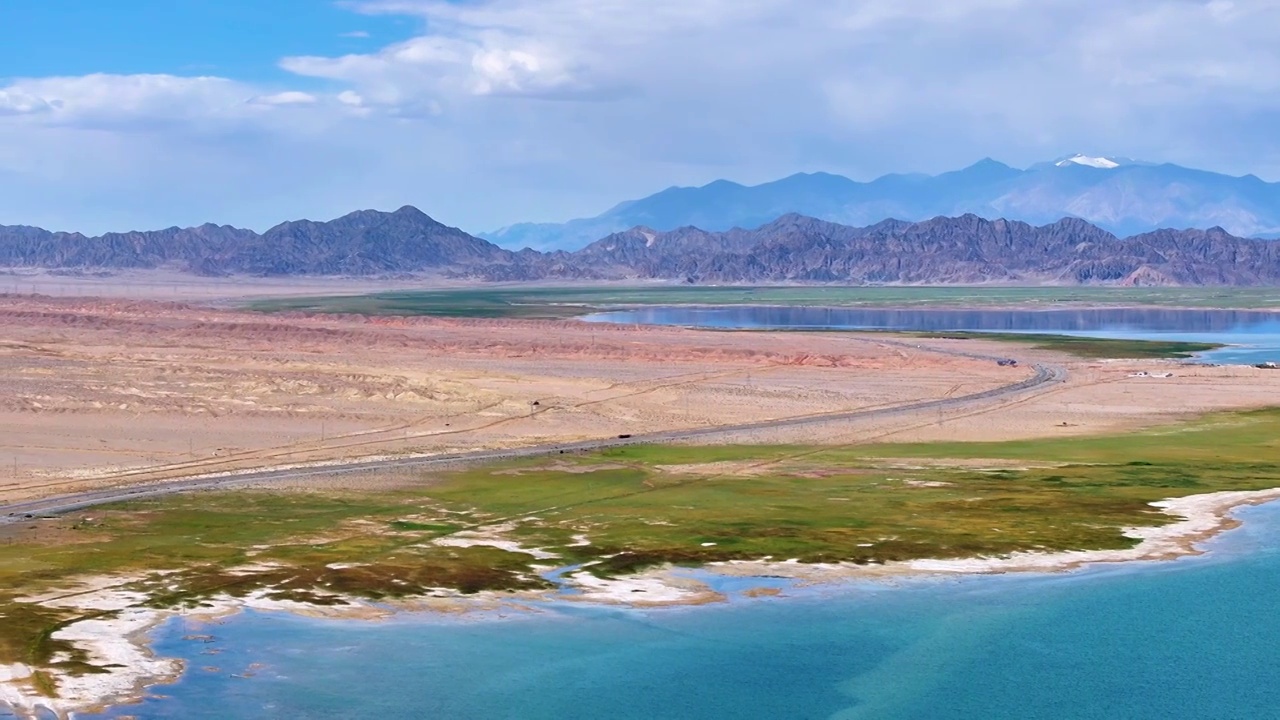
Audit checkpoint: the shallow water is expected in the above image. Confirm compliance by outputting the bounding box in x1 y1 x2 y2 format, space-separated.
75 502 1280 720
582 306 1280 365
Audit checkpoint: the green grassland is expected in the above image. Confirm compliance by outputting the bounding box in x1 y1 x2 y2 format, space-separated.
5 408 1280 692
247 285 1280 318
744 327 1221 359
905 332 1221 359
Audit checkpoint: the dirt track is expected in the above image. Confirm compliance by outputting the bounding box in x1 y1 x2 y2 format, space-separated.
0 363 1065 521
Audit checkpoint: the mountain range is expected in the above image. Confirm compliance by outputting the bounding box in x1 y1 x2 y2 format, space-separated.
557 214 1280 285
0 206 518 278
481 155 1280 250
4 205 1280 286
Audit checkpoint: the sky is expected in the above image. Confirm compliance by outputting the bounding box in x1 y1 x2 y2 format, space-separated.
1 0 1279 235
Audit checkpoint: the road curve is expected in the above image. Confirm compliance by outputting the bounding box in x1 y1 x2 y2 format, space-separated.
0 356 1066 523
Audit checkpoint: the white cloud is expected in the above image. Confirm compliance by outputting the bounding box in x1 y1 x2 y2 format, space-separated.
340 30 372 38
469 46 579 97
252 91 319 106
281 36 471 111
0 73 368 134
0 89 54 116
304 0 1280 149
0 74 258 129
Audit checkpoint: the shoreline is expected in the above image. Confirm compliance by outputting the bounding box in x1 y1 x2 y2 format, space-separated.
706 488 1280 583
3 486 1279 719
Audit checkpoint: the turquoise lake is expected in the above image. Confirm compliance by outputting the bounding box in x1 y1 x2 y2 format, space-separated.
67 502 1280 720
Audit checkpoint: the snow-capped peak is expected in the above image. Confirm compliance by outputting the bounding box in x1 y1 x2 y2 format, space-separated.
1056 154 1121 169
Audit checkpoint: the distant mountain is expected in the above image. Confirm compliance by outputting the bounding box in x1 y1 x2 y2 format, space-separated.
5 208 1280 286
520 214 1280 285
480 157 1280 250
0 206 514 277
0 223 256 272
232 206 514 276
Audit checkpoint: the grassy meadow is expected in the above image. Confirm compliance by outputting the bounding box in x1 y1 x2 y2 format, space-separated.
5 408 1280 690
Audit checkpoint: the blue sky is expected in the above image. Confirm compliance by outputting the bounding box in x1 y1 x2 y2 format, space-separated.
1 1 425 83
1 0 1278 236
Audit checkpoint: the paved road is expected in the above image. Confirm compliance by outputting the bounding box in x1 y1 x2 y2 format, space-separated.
0 352 1066 523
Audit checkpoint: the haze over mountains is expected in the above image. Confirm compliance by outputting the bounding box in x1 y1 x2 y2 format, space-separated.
482 155 1280 251
5 205 1280 286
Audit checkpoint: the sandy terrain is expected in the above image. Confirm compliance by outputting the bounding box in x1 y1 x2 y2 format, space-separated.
1 294 1018 503
0 269 459 303
0 269 650 304
4 293 1280 505
708 339 1280 445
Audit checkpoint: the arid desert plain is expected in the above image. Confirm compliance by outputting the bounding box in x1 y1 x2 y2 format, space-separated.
4 287 1278 504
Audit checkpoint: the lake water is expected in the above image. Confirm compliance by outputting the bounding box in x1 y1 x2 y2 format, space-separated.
582 306 1280 365
72 502 1280 720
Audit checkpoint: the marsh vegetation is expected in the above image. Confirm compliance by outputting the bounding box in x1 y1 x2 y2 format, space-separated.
5 408 1280 691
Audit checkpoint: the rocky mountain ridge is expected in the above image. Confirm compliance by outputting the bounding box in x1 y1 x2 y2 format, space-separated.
0 206 514 277
555 214 1278 285
3 207 1279 286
